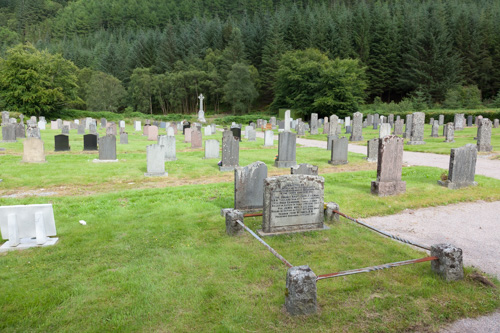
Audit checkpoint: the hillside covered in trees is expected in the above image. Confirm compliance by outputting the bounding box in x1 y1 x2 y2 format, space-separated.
1 0 500 116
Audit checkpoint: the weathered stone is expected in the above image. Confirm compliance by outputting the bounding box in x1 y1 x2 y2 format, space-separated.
329 137 348 165
97 135 117 161
54 134 70 151
101 118 107 128
366 138 379 162
191 128 202 149
291 163 318 176
204 126 212 136
349 112 363 141
494 119 499 128
275 131 296 168
477 118 492 152
1 111 9 125
270 117 276 126
38 121 46 130
324 202 340 223
367 114 374 126
230 127 242 141
83 134 98 151
438 144 477 189
89 123 98 135
106 122 117 136
15 123 25 138
260 175 325 235
431 244 464 281
57 119 62 129
247 129 256 141
119 133 128 144
407 112 425 145
431 121 439 137
234 161 268 211
388 114 394 125
444 122 455 143
403 114 412 138
439 114 444 126
26 123 41 139
329 115 339 136
454 113 465 131
61 125 70 135
144 144 168 177
285 265 318 316
167 127 176 136
323 122 330 134
379 123 391 138
134 121 141 131
77 124 85 135
22 138 46 163
310 113 318 134
225 209 244 236
220 129 239 171
393 119 404 136
284 110 291 131
204 139 219 159
467 115 473 127
264 130 274 146
3 124 18 142
148 125 158 141
475 115 483 127
157 135 176 161
159 121 166 129
345 125 351 134
371 135 406 196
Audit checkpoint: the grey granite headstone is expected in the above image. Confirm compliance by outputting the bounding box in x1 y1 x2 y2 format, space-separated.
345 125 351 134
119 133 128 144
204 126 212 136
403 114 412 138
393 119 404 136
367 114 373 126
475 115 483 127
144 144 167 176
379 123 391 138
101 118 107 128
291 163 318 176
310 113 318 135
431 121 439 137
2 124 17 142
454 113 465 131
477 118 492 152
326 134 337 151
56 119 62 129
371 135 406 196
349 112 363 141
275 131 296 168
329 137 348 165
15 123 25 138
407 112 425 145
26 123 40 139
329 115 339 136
89 123 97 135
296 122 305 136
259 175 326 236
444 122 455 143
61 125 70 135
97 135 117 161
366 138 379 162
323 122 330 134
204 139 219 159
83 134 98 151
1 111 9 125
191 128 202 149
54 134 70 151
247 129 256 141
270 117 276 126
494 119 499 128
220 129 239 171
467 115 473 127
439 115 444 126
264 130 274 146
438 144 477 189
234 161 268 211
77 124 85 135
285 265 317 315
157 135 176 161
388 114 394 126
22 137 46 163
134 121 141 131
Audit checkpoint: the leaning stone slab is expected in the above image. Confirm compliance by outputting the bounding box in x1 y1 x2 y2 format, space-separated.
234 161 268 211
438 144 478 189
444 122 455 143
371 135 406 196
285 265 318 315
431 244 464 281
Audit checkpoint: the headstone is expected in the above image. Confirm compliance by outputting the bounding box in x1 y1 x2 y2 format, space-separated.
191 128 202 149
494 119 499 128
393 119 404 136
475 115 483 127
264 130 274 146
278 120 285 130
106 122 117 136
119 133 128 144
2 124 17 142
230 127 241 141
204 139 219 159
379 123 391 138
73 119 79 125
366 138 379 162
439 115 444 126
135 121 141 131
296 122 305 136
429 117 434 125
144 144 168 177
259 175 326 236
97 135 117 161
119 120 125 129
57 119 62 129
9 118 16 124
220 129 239 171
323 122 330 135
101 118 107 128
444 123 455 143
38 121 46 130
234 161 268 211
204 126 212 136
26 124 40 139
54 134 70 151
77 124 85 135
329 137 348 165
407 112 425 145
184 127 192 143
477 118 492 152
372 122 378 130
349 112 363 141
329 115 339 137
345 125 351 134
404 114 412 138
63 120 71 128
61 125 70 135
345 116 351 127
22 138 46 163
15 123 25 138
85 117 92 130
153 121 160 127
454 113 465 131
275 131 296 168
467 115 473 127
247 129 256 141
157 135 176 161
284 110 291 131
167 127 175 136
310 113 318 135
211 123 216 133
438 144 477 189
83 134 98 151
148 125 158 141
367 114 373 126
291 163 318 176
373 114 380 127
388 114 394 126
270 117 276 126
182 122 190 134
371 135 406 196
70 122 78 130
431 121 439 137
1 111 9 125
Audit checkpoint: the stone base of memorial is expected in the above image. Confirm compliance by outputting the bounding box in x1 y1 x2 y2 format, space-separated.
144 171 168 177
406 140 426 145
477 144 492 152
1 140 17 143
274 160 296 168
349 135 363 142
92 159 119 163
327 159 347 165
0 237 59 252
371 180 406 196
437 179 477 190
219 165 236 172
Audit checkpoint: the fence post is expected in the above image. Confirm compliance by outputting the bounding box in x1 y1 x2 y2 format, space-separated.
285 265 318 315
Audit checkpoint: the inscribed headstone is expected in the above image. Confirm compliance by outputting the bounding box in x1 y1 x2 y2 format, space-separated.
234 161 268 211
329 137 348 165
371 135 406 196
204 139 219 159
22 138 46 163
438 144 478 189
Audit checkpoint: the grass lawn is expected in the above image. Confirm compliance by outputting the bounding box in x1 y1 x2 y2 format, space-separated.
0 124 499 332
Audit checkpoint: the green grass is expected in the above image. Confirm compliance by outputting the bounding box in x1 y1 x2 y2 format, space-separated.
0 176 499 332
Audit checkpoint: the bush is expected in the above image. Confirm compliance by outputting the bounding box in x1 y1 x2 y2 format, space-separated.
443 86 482 109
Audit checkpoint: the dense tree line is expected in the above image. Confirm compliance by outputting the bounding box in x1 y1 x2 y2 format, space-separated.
1 0 500 115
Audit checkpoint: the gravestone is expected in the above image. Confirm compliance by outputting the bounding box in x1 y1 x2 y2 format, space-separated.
275 131 296 168
245 125 252 139
191 128 202 149
329 137 348 165
159 122 166 129
57 119 62 129
310 113 318 135
270 117 276 126
393 119 404 136
144 144 168 177
77 124 85 135
220 129 239 171
197 93 206 123
284 110 291 131
291 163 318 176
494 119 499 128
454 113 465 131
379 123 391 138
1 111 8 125
296 122 305 136
107 122 117 136
345 116 351 127
247 128 256 141
101 118 107 128
230 127 241 141
323 122 330 135
345 125 351 134
407 112 425 145
204 126 212 136
148 125 158 141
182 122 190 134
83 134 98 151
467 115 473 127
439 115 444 126
96 135 117 161
367 114 373 126
438 144 477 189
431 121 439 137
329 115 339 136
372 122 378 130
158 135 176 161
264 130 274 146
70 122 78 130
366 138 379 162
54 134 70 151
477 118 492 152
403 114 412 138
119 120 125 129
388 114 394 126
234 161 268 211
63 120 71 128
135 121 141 131
119 133 128 144
153 121 160 127
26 124 41 139
373 114 380 127
371 135 406 196
22 138 46 163
211 124 216 133
38 121 46 130
444 123 455 143
429 117 434 125
2 124 17 142
15 123 25 138
184 127 192 143
61 125 70 135
204 139 219 159
475 115 483 127
167 127 175 136
258 175 326 236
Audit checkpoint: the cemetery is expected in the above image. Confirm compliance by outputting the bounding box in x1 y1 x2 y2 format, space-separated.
1 111 500 332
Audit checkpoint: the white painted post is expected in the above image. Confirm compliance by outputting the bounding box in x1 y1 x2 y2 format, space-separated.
8 213 19 247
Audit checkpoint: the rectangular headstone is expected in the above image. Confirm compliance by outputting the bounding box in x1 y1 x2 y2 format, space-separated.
148 125 158 141
329 137 348 165
379 123 391 138
393 119 404 136
275 131 296 168
119 133 128 144
144 144 167 176
158 135 176 161
264 130 274 146
77 124 85 135
407 112 425 145
135 121 141 131
97 135 117 160
431 121 439 137
220 129 239 171
477 118 492 152
247 129 256 141
444 123 455 143
284 110 291 131
22 138 46 163
438 144 477 189
371 135 406 196
234 161 268 211
54 134 70 151
454 113 465 131
366 138 379 162
204 139 219 159
191 128 202 148
310 113 318 135
2 124 17 142
83 134 98 151
15 123 25 138
439 115 444 126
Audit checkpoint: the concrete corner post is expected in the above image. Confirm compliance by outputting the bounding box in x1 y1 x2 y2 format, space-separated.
324 202 340 223
431 243 464 281
285 265 317 315
225 209 244 236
